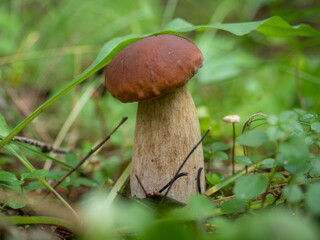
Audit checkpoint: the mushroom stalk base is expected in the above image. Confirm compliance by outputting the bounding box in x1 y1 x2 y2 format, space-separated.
131 85 205 203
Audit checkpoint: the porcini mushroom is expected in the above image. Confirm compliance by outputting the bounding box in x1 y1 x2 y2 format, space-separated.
105 34 204 202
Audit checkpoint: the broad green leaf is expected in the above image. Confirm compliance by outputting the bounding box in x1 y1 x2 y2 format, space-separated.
311 122 320 133
65 153 79 168
213 151 229 161
21 170 49 180
279 135 310 174
24 181 44 192
6 196 27 209
206 172 224 186
282 185 303 204
47 169 67 182
267 126 285 141
234 174 269 200
267 115 278 125
305 182 320 216
0 170 22 191
257 16 320 37
261 158 275 168
279 111 299 132
218 209 319 240
237 130 268 147
235 156 252 165
300 113 315 122
273 172 286 179
211 142 230 152
0 170 18 182
221 198 246 214
1 16 319 150
72 177 97 187
170 195 216 220
309 158 320 178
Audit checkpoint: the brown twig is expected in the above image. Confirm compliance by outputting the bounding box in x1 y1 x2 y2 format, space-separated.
135 174 149 198
12 136 70 154
47 117 128 195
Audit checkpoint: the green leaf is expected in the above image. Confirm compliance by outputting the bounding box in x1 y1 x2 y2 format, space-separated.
213 151 229 161
221 198 246 214
24 181 44 192
0 170 18 182
235 156 252 165
261 158 275 168
65 153 79 167
21 170 49 180
309 158 320 178
305 182 320 216
211 142 230 152
237 130 269 147
234 174 269 200
1 16 319 150
279 111 299 132
206 172 224 185
282 185 303 204
256 16 320 37
273 172 286 180
279 135 310 174
267 115 278 125
72 177 97 187
6 196 27 209
300 113 315 122
170 195 216 220
267 126 285 141
311 122 320 133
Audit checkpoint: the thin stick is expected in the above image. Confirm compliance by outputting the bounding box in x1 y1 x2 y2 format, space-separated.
159 172 188 193
197 167 203 194
48 117 127 194
12 136 70 154
163 127 211 200
135 174 149 197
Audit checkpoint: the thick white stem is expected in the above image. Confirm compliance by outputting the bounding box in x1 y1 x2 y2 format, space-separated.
130 85 205 202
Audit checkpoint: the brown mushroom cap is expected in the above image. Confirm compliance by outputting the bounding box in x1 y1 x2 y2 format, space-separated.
105 34 203 103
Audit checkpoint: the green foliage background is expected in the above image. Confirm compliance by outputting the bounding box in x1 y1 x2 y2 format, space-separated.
0 0 320 239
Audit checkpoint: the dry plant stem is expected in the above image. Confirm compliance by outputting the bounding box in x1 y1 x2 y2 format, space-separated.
135 174 149 197
131 86 205 203
232 123 236 175
241 112 268 173
48 117 127 193
12 136 70 154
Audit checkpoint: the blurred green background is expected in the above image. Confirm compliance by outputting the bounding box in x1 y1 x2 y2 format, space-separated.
0 0 319 151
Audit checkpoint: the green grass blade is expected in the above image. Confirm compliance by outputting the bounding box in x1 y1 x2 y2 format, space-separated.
2 216 77 231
